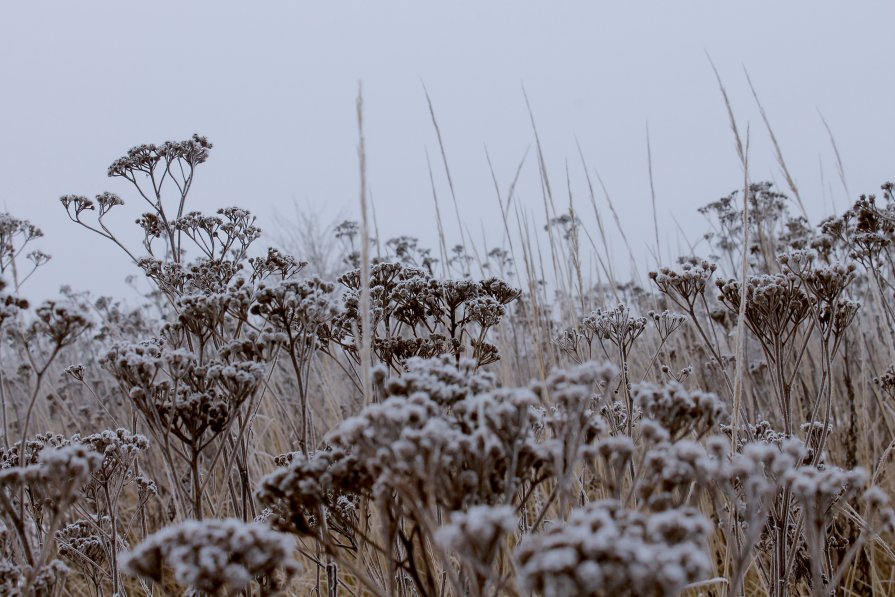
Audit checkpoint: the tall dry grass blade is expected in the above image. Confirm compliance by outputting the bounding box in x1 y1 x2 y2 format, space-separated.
575 222 612 296
356 83 373 407
462 220 486 278
484 144 524 283
422 84 468 258
575 138 619 300
369 190 383 261
817 108 851 201
706 54 746 164
706 53 752 452
670 212 698 257
565 159 586 312
514 203 548 382
425 149 450 277
504 145 531 217
593 167 641 281
484 146 527 381
646 120 662 265
742 66 811 223
732 127 752 447
522 87 557 215
522 86 568 308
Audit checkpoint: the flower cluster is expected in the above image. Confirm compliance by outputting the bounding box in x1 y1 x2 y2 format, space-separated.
633 381 727 440
102 342 264 447
516 500 712 596
649 259 717 309
331 262 519 369
122 518 300 595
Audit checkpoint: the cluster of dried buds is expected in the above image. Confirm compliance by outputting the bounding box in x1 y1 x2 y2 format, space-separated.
331 262 519 369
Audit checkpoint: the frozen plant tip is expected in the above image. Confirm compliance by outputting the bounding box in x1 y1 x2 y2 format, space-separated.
122 518 300 595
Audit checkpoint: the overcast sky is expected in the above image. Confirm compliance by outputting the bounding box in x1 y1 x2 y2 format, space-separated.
2 1 894 299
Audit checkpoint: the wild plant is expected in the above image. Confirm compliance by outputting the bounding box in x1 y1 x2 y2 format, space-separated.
0 443 101 595
122 518 300 595
327 262 520 372
1 130 893 597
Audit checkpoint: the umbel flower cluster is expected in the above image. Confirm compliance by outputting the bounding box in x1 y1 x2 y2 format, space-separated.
0 135 892 596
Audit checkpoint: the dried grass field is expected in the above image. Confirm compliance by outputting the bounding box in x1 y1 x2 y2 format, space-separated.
1 118 895 596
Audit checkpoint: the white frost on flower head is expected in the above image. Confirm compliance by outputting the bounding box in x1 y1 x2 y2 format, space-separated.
384 354 497 407
435 504 518 594
435 504 517 555
536 361 616 483
435 506 519 595
323 356 547 510
633 381 727 440
122 518 300 595
516 500 712 597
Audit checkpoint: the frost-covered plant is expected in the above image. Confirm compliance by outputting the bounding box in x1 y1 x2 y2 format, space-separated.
251 277 337 448
633 381 727 441
820 183 895 343
329 262 519 370
2 133 889 597
535 362 614 513
516 500 712 597
435 505 516 596
0 214 49 292
102 340 267 518
122 518 300 595
323 356 548 511
56 517 113 593
698 181 800 273
257 357 560 596
0 444 101 594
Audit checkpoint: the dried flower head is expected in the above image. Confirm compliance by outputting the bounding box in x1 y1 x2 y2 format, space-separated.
122 518 300 595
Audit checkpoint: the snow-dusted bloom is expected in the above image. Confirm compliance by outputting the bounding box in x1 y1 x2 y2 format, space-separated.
516 500 712 596
122 518 300 595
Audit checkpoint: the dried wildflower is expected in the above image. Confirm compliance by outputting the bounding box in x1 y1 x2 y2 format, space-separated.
252 278 337 337
535 362 615 502
634 381 726 440
863 487 895 533
102 340 265 518
638 439 721 509
60 195 97 220
717 273 811 341
103 341 263 445
787 465 866 505
435 505 517 595
380 355 497 407
26 301 92 348
0 213 44 269
649 260 717 309
0 433 70 469
874 363 895 400
256 447 369 537
56 518 110 579
648 310 688 341
62 364 85 382
175 207 262 263
332 262 518 368
78 428 149 488
516 500 712 597
122 518 299 595
0 280 28 328
0 443 102 547
108 134 211 178
698 181 790 270
16 560 69 597
582 304 646 354
249 247 307 282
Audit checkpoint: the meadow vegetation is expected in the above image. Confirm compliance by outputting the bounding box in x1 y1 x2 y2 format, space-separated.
0 133 893 596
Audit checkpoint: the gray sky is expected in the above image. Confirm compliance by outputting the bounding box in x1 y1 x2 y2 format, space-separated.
2 1 894 299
